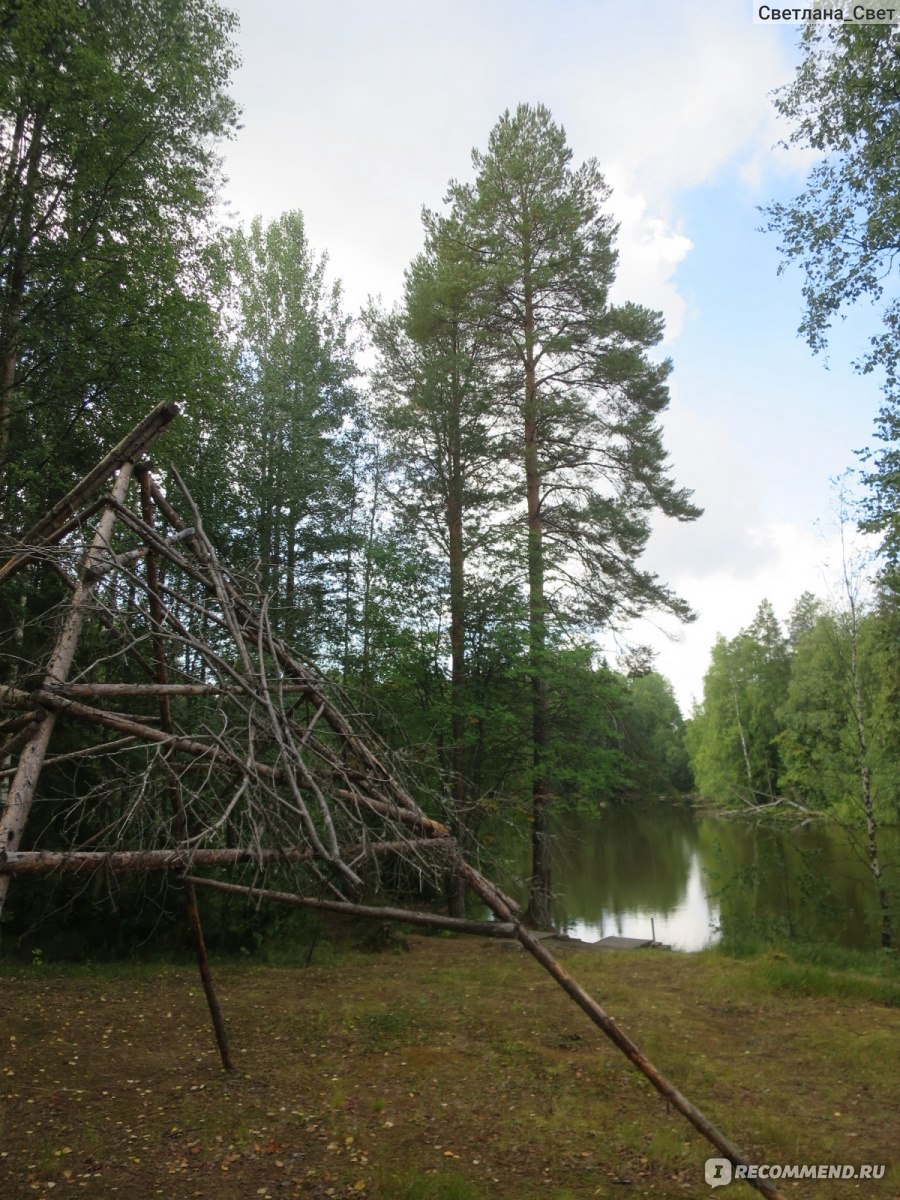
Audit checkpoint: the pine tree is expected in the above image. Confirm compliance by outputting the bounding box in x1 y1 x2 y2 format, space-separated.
444 105 700 924
0 0 239 523
367 217 516 913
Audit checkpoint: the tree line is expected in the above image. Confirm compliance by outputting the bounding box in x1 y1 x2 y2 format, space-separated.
687 589 898 945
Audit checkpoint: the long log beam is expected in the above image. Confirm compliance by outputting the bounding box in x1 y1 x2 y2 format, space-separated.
0 400 178 583
50 682 313 698
184 874 516 939
0 839 445 875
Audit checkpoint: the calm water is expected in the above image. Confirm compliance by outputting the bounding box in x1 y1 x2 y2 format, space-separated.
499 801 899 951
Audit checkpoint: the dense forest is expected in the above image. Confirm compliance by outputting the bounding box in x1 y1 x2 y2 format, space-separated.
1 4 899 953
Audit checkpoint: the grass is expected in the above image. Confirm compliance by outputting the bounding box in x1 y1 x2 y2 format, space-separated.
1 933 898 1199
716 933 900 1005
373 1169 485 1200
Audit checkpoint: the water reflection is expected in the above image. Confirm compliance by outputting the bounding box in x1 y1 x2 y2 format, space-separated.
563 852 719 951
495 801 898 952
551 803 719 950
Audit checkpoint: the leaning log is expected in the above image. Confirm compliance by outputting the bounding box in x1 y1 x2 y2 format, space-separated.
0 464 135 916
457 858 787 1200
184 874 516 939
0 400 178 583
0 840 441 875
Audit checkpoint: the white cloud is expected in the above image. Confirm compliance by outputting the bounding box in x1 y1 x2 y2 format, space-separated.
634 514 881 715
221 0 801 321
565 6 798 200
606 179 694 340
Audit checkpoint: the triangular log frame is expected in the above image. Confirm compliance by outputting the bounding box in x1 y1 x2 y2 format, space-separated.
0 403 785 1200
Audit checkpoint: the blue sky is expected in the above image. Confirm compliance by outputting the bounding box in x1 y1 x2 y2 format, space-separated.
218 0 886 710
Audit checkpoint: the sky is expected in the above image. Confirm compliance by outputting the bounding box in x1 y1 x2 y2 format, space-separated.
217 0 886 713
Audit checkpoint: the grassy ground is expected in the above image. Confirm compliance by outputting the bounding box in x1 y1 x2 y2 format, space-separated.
1 933 897 1200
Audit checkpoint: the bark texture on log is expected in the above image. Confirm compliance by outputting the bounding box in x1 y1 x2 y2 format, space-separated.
0 400 178 583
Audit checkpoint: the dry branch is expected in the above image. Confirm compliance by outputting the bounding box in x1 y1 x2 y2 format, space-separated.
0 735 138 777
1 684 266 774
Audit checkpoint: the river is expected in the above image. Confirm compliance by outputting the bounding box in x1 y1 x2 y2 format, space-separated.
497 800 898 951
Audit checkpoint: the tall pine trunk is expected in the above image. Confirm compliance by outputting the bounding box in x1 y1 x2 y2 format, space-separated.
446 348 470 917
523 279 553 929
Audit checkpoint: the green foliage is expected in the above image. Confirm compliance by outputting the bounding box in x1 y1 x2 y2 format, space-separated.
687 601 789 807
767 24 900 379
2 86 698 951
780 604 899 819
445 103 701 633
224 211 362 658
620 671 693 795
429 102 700 923
688 591 900 819
0 0 239 526
764 25 900 591
544 645 628 806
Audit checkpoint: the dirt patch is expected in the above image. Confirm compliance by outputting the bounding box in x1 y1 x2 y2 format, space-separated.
1 938 897 1199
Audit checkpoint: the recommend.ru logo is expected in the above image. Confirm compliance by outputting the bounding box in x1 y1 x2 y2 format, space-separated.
704 1158 886 1186
705 1158 732 1187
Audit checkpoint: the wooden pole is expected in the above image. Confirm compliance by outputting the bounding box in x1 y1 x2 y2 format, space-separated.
457 859 787 1200
48 682 313 698
139 466 234 1073
0 401 178 584
0 840 442 875
184 874 516 939
0 463 135 917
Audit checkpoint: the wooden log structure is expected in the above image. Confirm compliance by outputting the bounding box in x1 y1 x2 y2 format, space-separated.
0 407 789 1198
0 399 178 584
0 463 136 915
